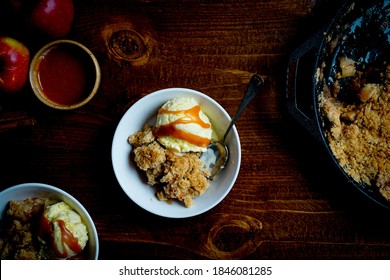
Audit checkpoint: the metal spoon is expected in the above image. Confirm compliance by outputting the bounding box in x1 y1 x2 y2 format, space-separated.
200 74 264 179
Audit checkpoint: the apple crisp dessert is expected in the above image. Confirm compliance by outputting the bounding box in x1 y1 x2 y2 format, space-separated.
128 125 210 207
0 197 87 260
319 58 390 201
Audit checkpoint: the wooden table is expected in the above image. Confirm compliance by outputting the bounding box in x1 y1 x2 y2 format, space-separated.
1 0 390 259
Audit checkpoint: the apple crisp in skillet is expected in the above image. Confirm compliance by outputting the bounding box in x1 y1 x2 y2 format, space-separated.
319 59 389 201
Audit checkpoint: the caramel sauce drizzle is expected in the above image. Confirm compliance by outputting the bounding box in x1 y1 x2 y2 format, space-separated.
39 216 82 258
55 220 83 257
154 105 211 148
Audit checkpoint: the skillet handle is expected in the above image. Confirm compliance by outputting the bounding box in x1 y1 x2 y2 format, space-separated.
286 28 327 143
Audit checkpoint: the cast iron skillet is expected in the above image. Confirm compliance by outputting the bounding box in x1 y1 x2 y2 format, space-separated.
286 0 390 210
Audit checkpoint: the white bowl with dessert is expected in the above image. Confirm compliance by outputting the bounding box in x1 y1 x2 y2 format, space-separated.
0 183 99 260
112 88 241 218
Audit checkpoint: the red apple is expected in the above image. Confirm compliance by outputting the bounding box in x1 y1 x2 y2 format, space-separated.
31 0 74 38
0 37 30 93
9 0 74 39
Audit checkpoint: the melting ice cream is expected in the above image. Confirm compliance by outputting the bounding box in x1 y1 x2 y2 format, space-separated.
39 201 88 258
154 97 213 152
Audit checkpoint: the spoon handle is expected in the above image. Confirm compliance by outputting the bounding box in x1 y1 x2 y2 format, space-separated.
222 74 264 143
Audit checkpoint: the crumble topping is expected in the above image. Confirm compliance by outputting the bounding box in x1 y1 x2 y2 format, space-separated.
128 125 210 207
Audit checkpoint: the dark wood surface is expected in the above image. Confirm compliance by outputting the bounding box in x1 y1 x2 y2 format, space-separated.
1 0 390 259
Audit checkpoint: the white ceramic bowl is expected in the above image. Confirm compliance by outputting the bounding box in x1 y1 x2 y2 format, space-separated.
112 88 241 218
0 183 99 259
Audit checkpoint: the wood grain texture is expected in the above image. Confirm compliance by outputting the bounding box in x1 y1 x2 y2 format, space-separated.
1 0 390 259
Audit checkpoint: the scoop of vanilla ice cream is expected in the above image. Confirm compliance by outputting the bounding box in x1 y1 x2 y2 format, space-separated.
155 97 213 152
43 201 88 258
